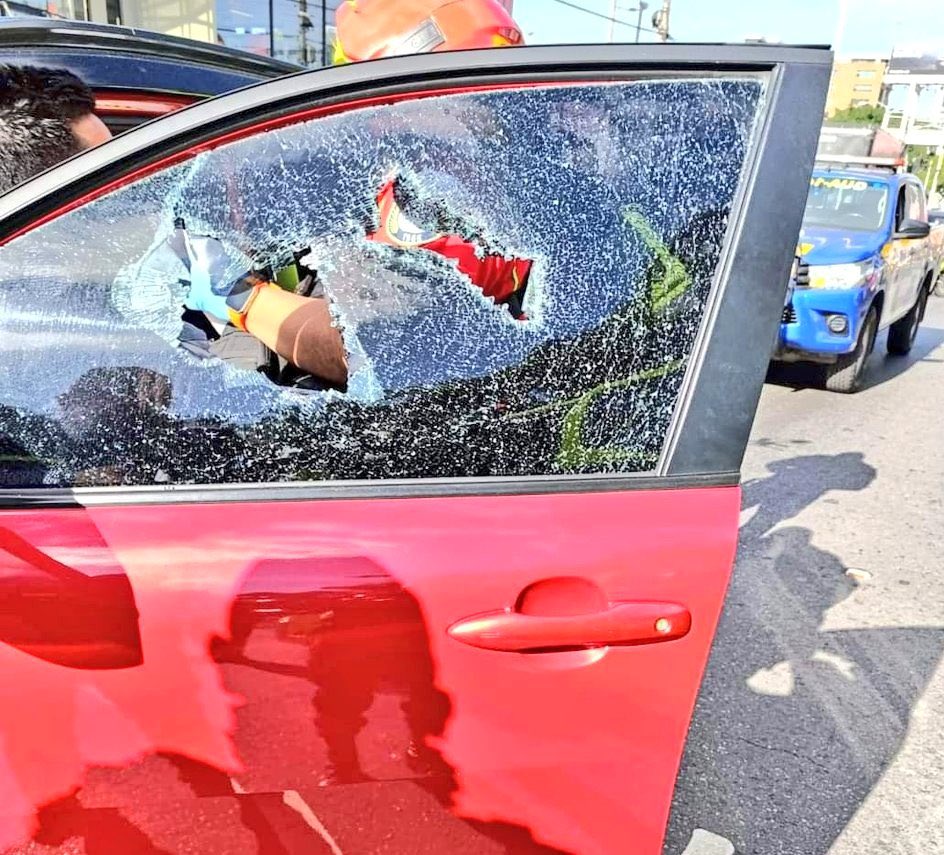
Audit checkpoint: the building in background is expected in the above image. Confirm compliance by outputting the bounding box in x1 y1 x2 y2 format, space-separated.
881 52 944 147
0 0 91 19
877 52 944 206
216 0 343 66
1 0 344 66
826 55 888 117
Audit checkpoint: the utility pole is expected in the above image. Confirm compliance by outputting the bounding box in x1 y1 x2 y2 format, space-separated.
321 0 328 66
610 2 649 44
929 146 944 205
298 0 311 65
652 0 671 42
635 1 648 43
833 0 849 54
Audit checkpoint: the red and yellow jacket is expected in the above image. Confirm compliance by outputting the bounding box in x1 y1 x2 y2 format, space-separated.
368 179 532 318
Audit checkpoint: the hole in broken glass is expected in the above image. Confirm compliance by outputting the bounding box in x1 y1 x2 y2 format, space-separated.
112 169 539 401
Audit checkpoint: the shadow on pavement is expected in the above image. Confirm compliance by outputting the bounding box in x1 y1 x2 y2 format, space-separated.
664 453 944 855
860 325 944 389
766 325 944 393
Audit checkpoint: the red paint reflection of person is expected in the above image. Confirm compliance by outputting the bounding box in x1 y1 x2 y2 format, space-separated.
210 556 570 854
4 543 567 852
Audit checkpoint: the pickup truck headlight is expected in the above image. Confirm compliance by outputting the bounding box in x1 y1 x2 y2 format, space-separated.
807 261 873 290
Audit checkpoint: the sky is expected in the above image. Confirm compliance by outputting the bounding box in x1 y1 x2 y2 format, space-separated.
513 0 944 58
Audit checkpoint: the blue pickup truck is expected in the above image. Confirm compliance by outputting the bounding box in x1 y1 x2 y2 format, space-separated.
775 167 936 392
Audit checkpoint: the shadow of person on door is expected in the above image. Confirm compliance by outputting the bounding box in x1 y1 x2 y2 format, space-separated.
209 555 570 855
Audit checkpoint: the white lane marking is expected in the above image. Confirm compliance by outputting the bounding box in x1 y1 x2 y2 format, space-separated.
682 829 736 855
230 778 342 855
283 789 344 855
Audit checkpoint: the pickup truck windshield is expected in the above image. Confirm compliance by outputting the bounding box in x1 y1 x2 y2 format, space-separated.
803 176 889 232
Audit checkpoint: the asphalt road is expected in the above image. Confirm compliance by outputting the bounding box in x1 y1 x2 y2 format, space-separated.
665 295 944 855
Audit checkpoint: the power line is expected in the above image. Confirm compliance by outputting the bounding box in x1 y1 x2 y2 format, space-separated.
547 0 662 37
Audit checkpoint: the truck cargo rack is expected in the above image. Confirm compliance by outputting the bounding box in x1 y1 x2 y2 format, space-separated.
815 154 904 173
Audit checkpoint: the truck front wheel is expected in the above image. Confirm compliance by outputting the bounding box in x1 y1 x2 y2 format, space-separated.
887 285 928 355
824 308 878 393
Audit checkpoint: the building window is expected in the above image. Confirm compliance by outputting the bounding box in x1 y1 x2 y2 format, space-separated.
853 84 874 93
856 70 877 79
217 0 343 66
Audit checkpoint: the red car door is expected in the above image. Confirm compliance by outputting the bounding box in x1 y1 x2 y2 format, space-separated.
0 45 830 854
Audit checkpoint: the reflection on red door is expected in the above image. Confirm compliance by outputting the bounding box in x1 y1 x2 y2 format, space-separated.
0 485 738 854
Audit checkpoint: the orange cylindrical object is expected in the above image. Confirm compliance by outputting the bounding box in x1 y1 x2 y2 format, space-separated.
335 0 523 62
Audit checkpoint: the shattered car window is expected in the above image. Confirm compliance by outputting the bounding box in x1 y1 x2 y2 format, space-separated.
0 78 766 487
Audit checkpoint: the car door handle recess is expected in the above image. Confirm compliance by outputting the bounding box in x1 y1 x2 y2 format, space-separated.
448 601 691 653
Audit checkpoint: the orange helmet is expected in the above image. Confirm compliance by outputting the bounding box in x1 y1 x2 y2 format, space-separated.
333 0 524 64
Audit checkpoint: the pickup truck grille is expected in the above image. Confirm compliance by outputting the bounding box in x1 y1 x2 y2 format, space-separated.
795 259 810 287
782 303 797 324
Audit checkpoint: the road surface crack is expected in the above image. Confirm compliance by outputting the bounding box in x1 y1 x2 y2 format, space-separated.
734 735 832 773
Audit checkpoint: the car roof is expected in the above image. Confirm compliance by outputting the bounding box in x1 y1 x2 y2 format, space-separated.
811 167 907 186
0 19 301 95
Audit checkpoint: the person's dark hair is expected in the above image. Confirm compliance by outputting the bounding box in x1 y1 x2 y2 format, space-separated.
0 64 96 194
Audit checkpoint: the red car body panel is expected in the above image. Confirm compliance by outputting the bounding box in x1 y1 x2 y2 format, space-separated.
94 91 198 120
0 486 738 853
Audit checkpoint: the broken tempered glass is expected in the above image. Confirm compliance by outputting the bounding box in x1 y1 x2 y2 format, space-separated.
0 77 766 488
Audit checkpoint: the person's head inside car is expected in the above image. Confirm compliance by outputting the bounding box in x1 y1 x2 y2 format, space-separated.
0 64 112 195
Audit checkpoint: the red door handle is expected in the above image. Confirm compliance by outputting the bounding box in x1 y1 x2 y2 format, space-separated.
448 601 691 653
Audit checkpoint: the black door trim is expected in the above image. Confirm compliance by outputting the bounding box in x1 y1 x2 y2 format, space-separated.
0 470 740 510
